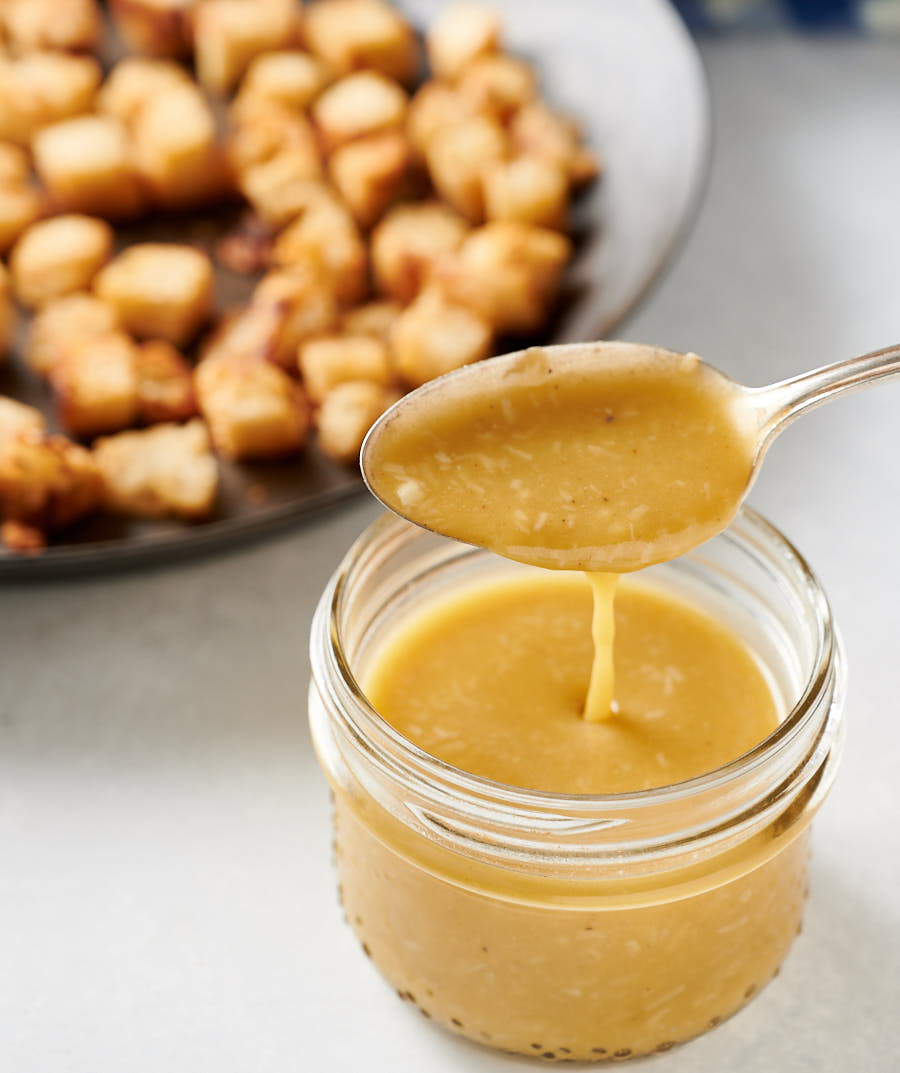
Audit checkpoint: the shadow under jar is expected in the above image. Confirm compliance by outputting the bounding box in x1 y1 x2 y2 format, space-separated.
308 509 845 1061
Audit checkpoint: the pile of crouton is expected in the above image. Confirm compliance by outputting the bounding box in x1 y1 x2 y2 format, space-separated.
0 0 598 552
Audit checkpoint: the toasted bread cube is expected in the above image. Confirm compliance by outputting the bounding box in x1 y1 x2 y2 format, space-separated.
227 102 320 172
511 101 599 187
427 3 501 82
133 82 230 207
238 152 325 229
425 113 506 222
0 184 43 254
194 0 300 94
371 201 468 303
328 130 410 228
32 115 144 219
52 332 140 438
341 299 401 341
271 191 367 305
390 284 491 387
483 155 568 228
439 221 571 333
406 82 474 160
304 0 419 83
204 263 338 370
11 215 113 309
1 0 101 53
0 142 30 186
135 340 197 423
95 244 214 346
195 352 309 460
98 58 192 126
317 380 400 463
238 50 332 110
0 53 101 147
0 397 45 442
299 334 392 404
94 419 217 519
312 71 407 152
457 53 535 121
27 292 121 378
109 0 196 57
0 432 103 529
252 265 340 360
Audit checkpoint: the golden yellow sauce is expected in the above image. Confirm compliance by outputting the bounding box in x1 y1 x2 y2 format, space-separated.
364 573 778 795
364 344 756 573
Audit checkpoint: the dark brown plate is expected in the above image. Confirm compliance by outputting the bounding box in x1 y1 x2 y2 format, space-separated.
0 0 710 579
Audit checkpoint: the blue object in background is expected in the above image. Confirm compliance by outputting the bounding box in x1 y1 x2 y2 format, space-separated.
674 0 860 30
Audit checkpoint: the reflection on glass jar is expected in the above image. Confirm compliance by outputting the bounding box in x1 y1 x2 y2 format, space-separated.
309 510 845 1061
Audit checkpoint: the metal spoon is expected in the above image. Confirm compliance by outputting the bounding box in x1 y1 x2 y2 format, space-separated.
360 340 900 571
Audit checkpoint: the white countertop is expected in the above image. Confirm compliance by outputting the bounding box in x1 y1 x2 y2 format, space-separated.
3 30 900 1073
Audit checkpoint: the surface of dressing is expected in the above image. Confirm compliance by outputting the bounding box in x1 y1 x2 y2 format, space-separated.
364 344 757 573
364 573 778 795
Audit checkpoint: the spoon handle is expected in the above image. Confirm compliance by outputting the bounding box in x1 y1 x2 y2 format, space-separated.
750 342 900 442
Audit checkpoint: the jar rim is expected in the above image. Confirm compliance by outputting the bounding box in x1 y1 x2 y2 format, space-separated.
313 507 840 817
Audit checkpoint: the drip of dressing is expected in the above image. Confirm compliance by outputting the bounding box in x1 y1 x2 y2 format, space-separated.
583 572 619 721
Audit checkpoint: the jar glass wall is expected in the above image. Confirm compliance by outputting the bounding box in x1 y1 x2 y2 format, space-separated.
309 510 845 1061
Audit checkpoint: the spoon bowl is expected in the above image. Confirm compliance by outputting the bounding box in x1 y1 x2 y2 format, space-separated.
361 339 900 571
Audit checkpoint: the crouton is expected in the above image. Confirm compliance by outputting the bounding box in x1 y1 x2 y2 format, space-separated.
0 52 101 147
94 419 217 519
299 333 392 404
194 0 301 94
10 215 113 309
457 53 536 121
389 284 492 387
406 81 474 160
0 396 45 443
135 340 197 423
98 57 192 127
510 101 599 187
341 299 401 341
317 380 400 463
27 292 121 378
312 71 407 152
1 0 102 54
304 0 419 84
195 352 309 460
271 191 367 305
227 102 321 173
109 0 196 58
238 153 324 229
437 221 571 333
94 243 214 346
424 113 506 221
32 114 145 219
133 82 231 207
204 264 338 370
483 154 568 228
0 432 103 530
328 129 410 228
237 50 332 111
52 332 140 438
371 201 468 303
426 3 501 81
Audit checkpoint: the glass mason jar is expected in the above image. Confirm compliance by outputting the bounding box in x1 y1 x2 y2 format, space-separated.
308 509 845 1061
